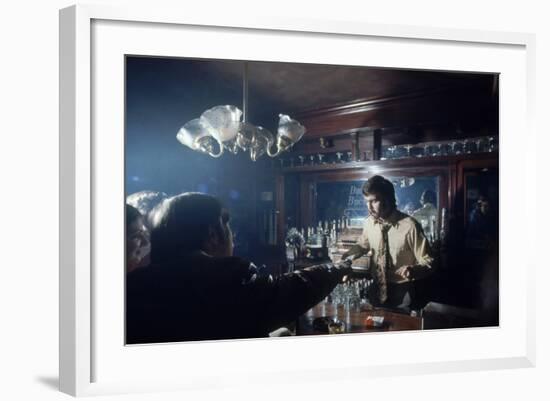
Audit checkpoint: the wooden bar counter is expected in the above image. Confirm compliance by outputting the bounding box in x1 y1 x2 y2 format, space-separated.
296 301 423 336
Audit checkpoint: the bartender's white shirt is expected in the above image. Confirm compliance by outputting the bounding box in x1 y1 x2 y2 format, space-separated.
357 210 434 284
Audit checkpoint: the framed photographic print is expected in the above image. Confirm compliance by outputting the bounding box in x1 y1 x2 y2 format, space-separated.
60 4 535 396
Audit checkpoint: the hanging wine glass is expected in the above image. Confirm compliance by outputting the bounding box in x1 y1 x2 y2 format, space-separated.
451 141 463 155
404 144 413 158
388 145 397 159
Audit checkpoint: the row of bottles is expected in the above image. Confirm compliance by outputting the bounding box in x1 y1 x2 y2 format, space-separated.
285 208 449 264
301 217 351 247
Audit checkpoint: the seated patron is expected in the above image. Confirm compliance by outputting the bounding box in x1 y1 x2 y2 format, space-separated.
126 192 351 344
126 204 151 273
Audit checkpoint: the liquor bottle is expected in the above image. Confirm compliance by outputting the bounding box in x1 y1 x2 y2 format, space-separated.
329 224 337 245
321 229 328 248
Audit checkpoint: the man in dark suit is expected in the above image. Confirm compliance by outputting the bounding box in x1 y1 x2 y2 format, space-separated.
126 192 351 344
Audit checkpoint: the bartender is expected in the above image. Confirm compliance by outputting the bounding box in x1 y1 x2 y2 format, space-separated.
343 175 434 310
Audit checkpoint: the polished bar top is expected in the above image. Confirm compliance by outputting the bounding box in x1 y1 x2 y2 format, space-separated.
297 301 422 336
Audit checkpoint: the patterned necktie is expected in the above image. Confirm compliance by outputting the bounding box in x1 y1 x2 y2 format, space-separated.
375 222 392 304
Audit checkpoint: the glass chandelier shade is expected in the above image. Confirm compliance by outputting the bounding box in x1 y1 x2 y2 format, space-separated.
176 118 223 158
176 63 306 161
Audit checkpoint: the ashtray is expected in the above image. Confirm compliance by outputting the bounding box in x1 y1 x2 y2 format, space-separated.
312 316 346 334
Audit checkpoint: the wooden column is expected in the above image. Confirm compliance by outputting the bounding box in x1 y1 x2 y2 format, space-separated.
350 131 360 162
372 129 382 160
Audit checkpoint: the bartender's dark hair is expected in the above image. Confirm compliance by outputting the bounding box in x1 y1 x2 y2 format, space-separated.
149 192 228 263
362 175 397 209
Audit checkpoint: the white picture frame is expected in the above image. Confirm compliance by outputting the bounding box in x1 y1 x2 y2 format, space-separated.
59 4 536 397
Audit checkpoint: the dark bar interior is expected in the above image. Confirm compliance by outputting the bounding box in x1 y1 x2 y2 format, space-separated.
125 56 498 343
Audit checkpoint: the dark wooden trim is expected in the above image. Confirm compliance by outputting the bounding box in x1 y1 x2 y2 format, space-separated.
309 166 449 184
278 153 496 175
373 129 382 160
294 83 497 140
295 86 460 120
350 132 359 162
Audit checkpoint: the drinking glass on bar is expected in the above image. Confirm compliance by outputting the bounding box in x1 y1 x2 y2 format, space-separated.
328 320 346 335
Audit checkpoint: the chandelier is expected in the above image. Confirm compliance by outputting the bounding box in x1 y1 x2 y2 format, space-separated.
176 62 306 161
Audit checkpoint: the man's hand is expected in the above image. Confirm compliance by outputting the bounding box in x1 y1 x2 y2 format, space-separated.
395 265 415 281
341 244 367 261
333 259 353 282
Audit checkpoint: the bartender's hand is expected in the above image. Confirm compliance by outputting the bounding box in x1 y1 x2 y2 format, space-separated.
341 244 367 261
396 265 416 281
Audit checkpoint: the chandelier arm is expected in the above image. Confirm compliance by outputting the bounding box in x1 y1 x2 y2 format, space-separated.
207 139 224 158
178 62 306 162
266 142 281 158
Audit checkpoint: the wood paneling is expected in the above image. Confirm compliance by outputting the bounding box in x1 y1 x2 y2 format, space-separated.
293 83 497 145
